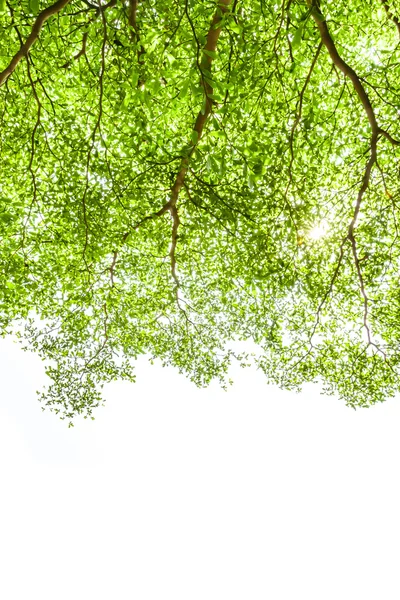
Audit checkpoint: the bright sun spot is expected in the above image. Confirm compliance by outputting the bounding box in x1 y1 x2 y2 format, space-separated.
308 220 329 240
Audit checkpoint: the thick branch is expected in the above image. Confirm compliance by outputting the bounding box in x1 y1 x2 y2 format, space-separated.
61 29 89 68
311 4 400 146
347 136 378 239
128 0 140 40
128 0 145 78
109 1 233 292
310 1 378 133
110 0 232 288
308 2 394 351
167 0 232 284
169 204 180 288
0 0 72 87
380 0 400 37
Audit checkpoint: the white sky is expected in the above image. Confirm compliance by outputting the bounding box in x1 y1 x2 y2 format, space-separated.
1 336 400 599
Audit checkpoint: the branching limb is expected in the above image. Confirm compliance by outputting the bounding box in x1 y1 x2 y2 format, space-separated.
286 42 322 198
61 0 117 68
169 204 180 289
0 0 72 87
82 1 108 265
347 136 378 239
378 127 400 146
166 0 232 289
380 0 400 37
110 0 233 289
310 1 378 134
61 30 89 68
346 134 382 350
128 0 139 40
128 0 145 82
289 41 322 149
307 135 379 350
109 204 170 286
308 1 394 352
311 0 400 145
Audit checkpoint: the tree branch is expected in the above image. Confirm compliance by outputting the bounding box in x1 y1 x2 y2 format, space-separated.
61 29 89 68
111 0 233 289
311 1 400 145
60 0 117 69
128 0 145 82
380 0 400 37
166 0 232 288
81 1 109 267
286 42 322 196
0 0 72 87
310 1 378 134
309 1 393 351
109 204 170 286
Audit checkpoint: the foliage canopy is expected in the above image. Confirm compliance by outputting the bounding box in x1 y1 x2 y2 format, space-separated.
1 0 400 418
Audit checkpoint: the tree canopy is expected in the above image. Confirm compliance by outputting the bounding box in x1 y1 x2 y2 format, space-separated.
1 0 400 419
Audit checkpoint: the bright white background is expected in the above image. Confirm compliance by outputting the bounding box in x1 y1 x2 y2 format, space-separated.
1 336 400 600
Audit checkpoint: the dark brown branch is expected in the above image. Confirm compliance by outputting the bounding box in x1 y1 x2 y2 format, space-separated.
111 0 233 289
128 0 139 39
61 0 117 69
347 136 378 239
61 30 89 68
310 1 378 134
290 42 322 147
309 1 393 351
380 0 400 37
81 2 109 266
0 0 72 87
311 1 400 145
128 0 145 81
287 42 322 187
169 204 180 288
166 0 232 287
346 135 379 346
378 127 400 146
74 31 89 60
307 139 379 349
349 230 373 346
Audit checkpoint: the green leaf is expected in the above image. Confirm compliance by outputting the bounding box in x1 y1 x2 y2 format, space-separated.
191 130 199 145
292 24 304 49
165 52 175 65
248 173 256 191
219 156 226 177
29 0 39 13
0 0 398 419
132 72 139 87
180 78 190 99
203 49 217 59
311 7 325 23
230 21 242 34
